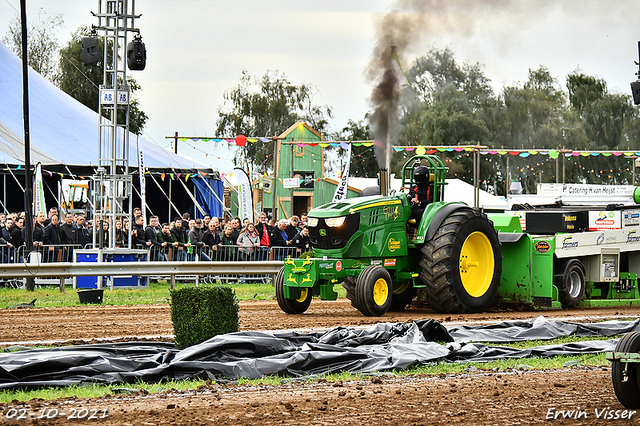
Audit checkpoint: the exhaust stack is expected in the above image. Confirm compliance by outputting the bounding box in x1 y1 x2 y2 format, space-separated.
379 168 390 197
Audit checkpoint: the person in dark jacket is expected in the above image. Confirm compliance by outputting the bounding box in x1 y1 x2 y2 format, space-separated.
285 215 300 240
270 219 290 247
269 219 291 260
114 219 126 247
2 218 12 242
76 213 91 247
43 215 61 245
32 212 46 246
145 216 165 260
291 226 311 252
131 215 148 248
170 218 190 260
59 213 77 245
9 217 24 247
156 223 177 260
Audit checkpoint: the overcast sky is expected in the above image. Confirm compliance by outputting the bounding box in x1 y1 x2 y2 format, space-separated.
2 0 639 172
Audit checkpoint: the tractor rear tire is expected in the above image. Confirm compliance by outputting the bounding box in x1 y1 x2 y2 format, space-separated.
275 267 312 314
556 259 586 309
355 265 392 317
342 276 358 309
389 281 417 311
612 331 640 409
419 208 501 313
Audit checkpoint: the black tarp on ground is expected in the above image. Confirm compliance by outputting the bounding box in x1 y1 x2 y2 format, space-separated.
1 316 638 390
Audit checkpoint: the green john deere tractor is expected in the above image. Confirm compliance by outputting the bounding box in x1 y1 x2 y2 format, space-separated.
275 155 502 316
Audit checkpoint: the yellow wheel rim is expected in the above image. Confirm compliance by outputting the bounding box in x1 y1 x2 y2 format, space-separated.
459 231 494 298
373 278 389 306
296 288 309 303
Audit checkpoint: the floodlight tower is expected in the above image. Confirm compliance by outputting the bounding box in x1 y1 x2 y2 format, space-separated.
90 0 143 248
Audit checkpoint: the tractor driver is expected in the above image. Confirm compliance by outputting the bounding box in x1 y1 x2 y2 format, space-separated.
409 166 432 212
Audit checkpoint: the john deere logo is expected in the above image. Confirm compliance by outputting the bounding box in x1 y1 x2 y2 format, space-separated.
319 229 327 237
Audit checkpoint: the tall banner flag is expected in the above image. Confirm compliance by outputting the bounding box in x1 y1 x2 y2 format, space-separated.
234 167 254 223
137 140 147 228
332 144 352 202
34 163 46 215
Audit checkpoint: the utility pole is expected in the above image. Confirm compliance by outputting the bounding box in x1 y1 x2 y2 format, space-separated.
20 0 35 291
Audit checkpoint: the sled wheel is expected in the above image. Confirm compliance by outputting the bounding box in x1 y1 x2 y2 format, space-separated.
612 331 640 409
342 276 358 309
355 265 392 317
275 267 312 314
557 259 586 309
419 208 501 313
388 281 417 311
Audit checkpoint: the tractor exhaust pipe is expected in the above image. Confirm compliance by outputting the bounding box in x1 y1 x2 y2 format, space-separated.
379 168 389 197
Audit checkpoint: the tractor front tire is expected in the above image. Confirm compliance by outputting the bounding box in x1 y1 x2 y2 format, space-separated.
275 267 312 314
355 265 392 317
419 208 501 313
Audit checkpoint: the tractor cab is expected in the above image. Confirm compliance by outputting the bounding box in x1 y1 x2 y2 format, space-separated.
400 155 448 237
400 155 448 203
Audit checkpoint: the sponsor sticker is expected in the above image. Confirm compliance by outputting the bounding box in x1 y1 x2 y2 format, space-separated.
535 241 550 253
384 259 397 266
319 262 334 269
388 238 402 252
336 260 343 272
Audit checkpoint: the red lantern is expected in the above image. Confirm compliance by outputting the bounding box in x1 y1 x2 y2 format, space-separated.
235 135 247 147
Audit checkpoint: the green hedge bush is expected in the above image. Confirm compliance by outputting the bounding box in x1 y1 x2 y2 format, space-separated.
170 285 239 349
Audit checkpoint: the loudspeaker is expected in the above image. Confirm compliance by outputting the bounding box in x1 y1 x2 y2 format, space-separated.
127 38 146 71
631 80 640 105
81 37 100 66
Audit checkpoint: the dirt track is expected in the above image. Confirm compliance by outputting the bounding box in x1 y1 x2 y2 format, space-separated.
1 299 640 345
1 300 639 425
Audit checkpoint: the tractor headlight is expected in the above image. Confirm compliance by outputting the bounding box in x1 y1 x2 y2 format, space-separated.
307 217 319 227
325 216 346 227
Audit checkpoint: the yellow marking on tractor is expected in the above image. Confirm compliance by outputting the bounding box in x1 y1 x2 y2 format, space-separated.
286 273 297 284
301 274 313 284
284 258 296 266
349 199 402 214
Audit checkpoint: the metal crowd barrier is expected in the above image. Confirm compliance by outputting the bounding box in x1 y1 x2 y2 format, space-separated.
0 245 20 288
0 243 310 288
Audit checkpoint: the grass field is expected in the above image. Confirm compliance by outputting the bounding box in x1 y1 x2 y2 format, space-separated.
0 281 279 309
0 280 349 309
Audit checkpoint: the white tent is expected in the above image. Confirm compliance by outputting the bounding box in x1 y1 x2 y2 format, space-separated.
344 177 509 210
0 41 208 169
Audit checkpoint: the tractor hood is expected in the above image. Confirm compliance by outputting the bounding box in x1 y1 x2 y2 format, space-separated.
308 194 410 218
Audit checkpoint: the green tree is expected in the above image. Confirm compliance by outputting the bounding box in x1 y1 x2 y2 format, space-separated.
397 48 494 183
400 48 493 148
567 72 637 149
57 27 147 134
2 11 63 82
216 70 333 170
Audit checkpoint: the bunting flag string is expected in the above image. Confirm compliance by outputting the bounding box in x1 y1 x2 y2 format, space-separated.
176 134 640 157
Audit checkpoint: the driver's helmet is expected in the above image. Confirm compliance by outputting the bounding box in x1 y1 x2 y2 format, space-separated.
413 166 429 185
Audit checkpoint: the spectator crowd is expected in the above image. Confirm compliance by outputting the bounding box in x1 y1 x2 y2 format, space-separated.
0 207 312 262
